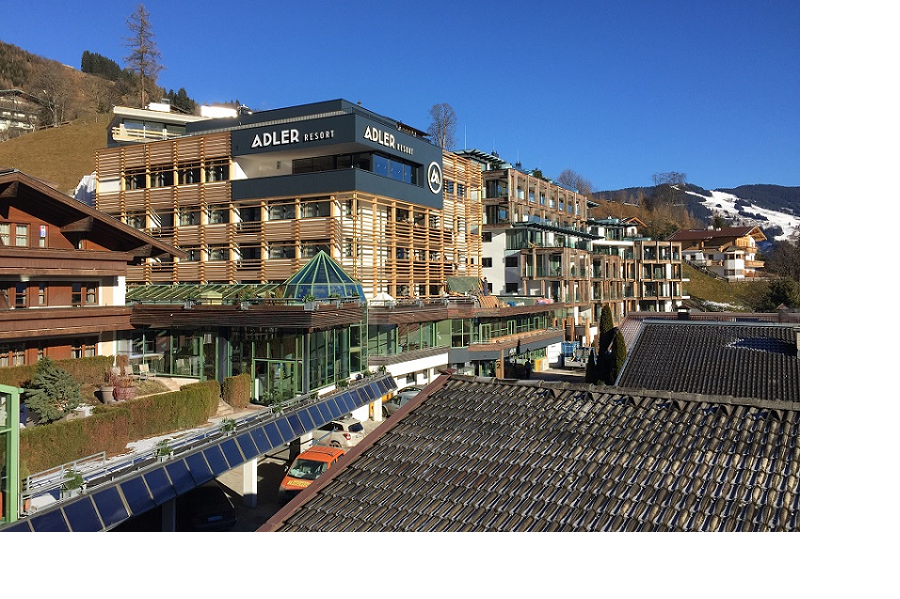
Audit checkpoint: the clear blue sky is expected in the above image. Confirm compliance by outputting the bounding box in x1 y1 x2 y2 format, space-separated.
1 0 799 191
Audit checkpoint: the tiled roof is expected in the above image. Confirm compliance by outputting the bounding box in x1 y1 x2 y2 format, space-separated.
262 375 799 532
617 320 800 402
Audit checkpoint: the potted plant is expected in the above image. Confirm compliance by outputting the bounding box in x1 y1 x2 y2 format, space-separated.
220 418 237 436
302 293 317 310
113 372 137 401
61 468 85 498
155 439 174 462
98 368 116 404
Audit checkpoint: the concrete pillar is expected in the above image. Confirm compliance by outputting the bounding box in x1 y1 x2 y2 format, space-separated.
242 458 258 508
161 499 176 531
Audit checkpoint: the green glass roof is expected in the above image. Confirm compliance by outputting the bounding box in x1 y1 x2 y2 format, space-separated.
284 251 365 302
127 282 284 302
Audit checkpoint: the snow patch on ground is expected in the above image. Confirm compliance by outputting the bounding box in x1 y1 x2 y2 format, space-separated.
685 189 800 242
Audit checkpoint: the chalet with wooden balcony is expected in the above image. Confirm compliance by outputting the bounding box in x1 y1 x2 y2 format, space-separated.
0 169 182 366
668 226 767 281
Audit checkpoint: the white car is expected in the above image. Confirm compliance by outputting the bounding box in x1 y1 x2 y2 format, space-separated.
382 386 423 417
315 417 366 449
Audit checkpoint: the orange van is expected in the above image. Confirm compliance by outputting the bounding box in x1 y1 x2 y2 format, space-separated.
278 446 345 504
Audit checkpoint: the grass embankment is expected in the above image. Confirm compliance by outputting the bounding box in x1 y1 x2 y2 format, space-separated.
682 263 764 311
0 113 111 192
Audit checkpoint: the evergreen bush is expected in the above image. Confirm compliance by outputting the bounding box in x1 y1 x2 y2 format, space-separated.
23 358 82 424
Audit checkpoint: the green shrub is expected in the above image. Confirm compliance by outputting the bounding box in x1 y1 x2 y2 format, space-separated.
0 355 114 404
223 374 251 409
23 358 82 424
20 379 222 474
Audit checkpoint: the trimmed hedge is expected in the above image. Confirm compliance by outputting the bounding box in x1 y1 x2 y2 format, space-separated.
19 380 221 476
0 356 114 404
223 373 251 409
20 409 129 476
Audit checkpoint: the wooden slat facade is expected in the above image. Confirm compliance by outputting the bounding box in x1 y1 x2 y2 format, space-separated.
94 139 485 300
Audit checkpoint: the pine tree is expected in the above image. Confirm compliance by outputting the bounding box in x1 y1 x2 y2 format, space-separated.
23 358 81 424
608 329 627 385
585 348 599 385
124 4 163 107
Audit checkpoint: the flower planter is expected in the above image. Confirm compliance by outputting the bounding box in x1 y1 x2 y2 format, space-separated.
99 385 116 404
114 386 136 401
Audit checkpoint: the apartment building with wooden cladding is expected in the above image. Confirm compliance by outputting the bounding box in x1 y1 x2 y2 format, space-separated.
94 100 482 300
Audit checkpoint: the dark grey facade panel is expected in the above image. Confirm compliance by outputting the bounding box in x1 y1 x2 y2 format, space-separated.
231 169 444 210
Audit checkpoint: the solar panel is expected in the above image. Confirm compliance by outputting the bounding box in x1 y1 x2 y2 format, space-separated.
120 476 155 515
235 432 258 459
286 413 305 436
263 422 286 447
62 497 102 532
29 508 69 532
302 405 321 427
220 438 245 468
275 417 295 440
185 452 215 485
93 486 130 529
165 460 195 495
144 469 176 505
250 427 273 454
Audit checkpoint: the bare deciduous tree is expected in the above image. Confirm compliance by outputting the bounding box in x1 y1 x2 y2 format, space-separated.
34 67 70 127
557 168 595 196
427 103 457 150
124 3 163 107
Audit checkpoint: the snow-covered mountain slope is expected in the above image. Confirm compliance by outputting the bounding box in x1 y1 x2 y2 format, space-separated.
685 189 800 242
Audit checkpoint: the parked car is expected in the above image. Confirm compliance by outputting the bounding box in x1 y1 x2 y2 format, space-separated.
315 417 366 449
278 446 345 504
383 386 423 417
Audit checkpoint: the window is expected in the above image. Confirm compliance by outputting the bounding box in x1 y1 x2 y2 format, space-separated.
150 166 173 187
15 282 27 308
505 283 519 293
445 180 455 194
0 223 29 246
205 158 229 182
268 242 296 259
183 247 202 261
124 168 147 190
208 205 230 224
482 231 492 243
505 256 519 267
71 338 97 359
0 344 25 366
482 257 493 268
268 200 296 220
38 282 46 306
208 245 229 261
178 162 201 185
178 208 200 226
71 283 98 307
125 212 146 229
237 245 261 262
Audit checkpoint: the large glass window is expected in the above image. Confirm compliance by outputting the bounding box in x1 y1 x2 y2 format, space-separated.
208 245 229 261
268 200 296 220
205 158 229 182
178 208 200 226
208 205 230 224
178 162 201 184
268 242 296 259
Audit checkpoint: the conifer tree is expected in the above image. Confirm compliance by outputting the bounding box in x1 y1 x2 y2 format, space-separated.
124 3 163 107
607 329 628 385
23 358 81 424
585 348 599 385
